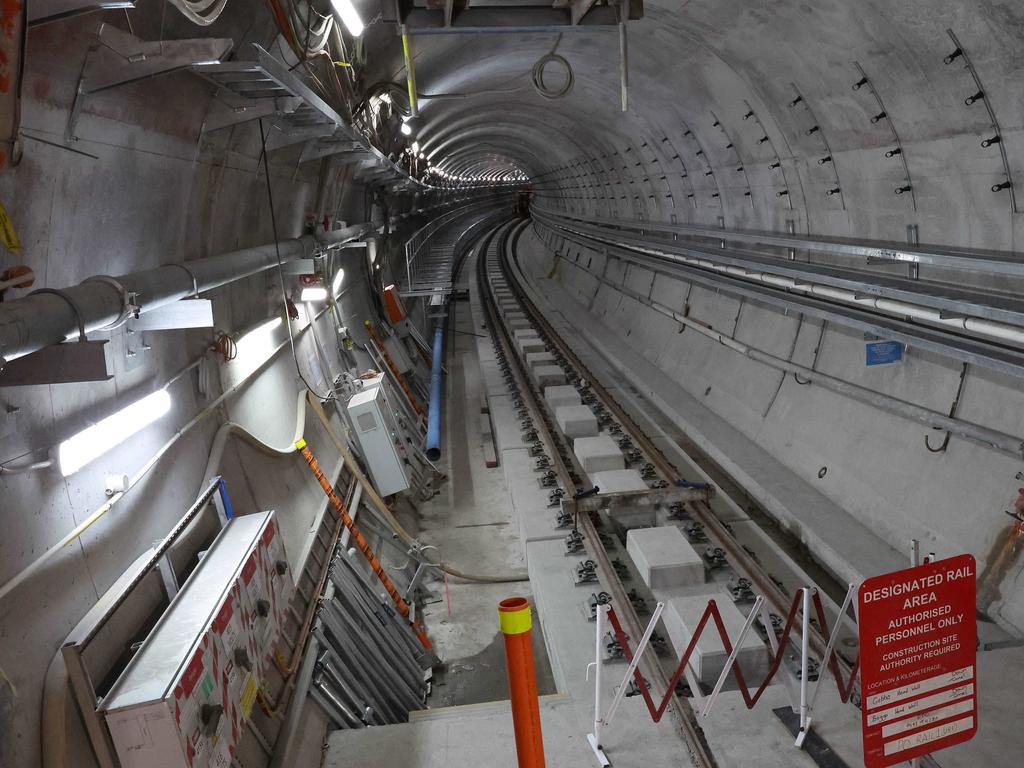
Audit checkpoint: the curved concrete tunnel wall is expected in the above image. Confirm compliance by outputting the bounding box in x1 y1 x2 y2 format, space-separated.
0 12 434 767
403 0 1024 249
390 1 1024 632
1 2 1023 765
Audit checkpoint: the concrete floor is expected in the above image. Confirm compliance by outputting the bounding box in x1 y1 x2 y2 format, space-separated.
323 227 1024 768
413 272 556 709
324 243 806 768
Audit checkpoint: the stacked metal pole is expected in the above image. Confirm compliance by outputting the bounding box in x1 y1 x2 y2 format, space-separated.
309 550 433 729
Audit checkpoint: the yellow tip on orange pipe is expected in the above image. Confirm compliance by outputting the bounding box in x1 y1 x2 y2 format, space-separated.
499 597 546 768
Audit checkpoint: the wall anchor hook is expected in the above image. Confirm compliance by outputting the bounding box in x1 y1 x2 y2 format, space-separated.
925 362 968 455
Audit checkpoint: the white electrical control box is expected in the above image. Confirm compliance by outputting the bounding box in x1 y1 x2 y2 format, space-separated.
347 374 411 497
101 511 293 768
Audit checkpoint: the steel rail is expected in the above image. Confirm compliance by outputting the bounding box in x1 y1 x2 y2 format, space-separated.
497 219 858 686
477 218 718 768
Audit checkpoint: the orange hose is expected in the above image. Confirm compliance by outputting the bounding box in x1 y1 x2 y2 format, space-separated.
499 597 546 768
297 438 432 649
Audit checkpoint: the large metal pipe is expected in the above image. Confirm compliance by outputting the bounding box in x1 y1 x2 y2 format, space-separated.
425 322 444 461
0 222 374 364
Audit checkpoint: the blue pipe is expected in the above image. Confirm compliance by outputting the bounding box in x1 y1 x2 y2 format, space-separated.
218 477 235 520
426 323 444 461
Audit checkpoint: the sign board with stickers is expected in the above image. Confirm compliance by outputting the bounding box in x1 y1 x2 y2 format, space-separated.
858 554 977 768
102 511 293 768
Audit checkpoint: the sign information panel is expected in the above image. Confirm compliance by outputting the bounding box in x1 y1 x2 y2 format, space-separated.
866 340 904 366
858 554 977 767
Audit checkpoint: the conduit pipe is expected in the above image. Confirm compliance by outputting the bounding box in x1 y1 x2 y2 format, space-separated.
578 267 1024 460
425 322 444 461
548 220 1024 349
0 222 374 364
680 251 1024 345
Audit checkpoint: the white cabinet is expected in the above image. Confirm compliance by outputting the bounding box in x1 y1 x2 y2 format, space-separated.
347 375 411 497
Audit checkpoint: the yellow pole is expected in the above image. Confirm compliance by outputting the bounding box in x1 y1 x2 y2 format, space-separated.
401 29 419 118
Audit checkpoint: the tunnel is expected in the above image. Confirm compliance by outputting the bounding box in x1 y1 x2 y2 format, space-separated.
1 1 1023 767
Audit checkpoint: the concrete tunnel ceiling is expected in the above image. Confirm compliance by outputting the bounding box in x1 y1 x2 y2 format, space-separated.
6 1 1024 766
370 0 1024 250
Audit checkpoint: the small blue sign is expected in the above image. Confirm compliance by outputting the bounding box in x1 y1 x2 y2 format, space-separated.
866 340 903 366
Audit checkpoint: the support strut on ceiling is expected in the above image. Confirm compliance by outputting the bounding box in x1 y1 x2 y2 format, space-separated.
65 23 233 143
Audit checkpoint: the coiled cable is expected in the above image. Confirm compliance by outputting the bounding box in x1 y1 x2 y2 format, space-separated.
531 34 574 100
166 0 229 26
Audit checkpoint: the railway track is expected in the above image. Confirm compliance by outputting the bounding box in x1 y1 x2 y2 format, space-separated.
472 215 860 767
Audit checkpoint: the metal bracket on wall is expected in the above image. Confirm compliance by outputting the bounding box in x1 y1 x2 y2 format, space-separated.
709 109 753 209
925 362 969 454
193 44 417 189
944 29 1018 214
28 0 135 26
386 0 642 32
122 323 149 372
65 23 233 143
787 84 838 210
0 287 112 386
852 62 916 211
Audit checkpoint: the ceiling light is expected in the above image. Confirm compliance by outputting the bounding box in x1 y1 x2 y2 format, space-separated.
301 286 329 302
57 390 172 476
400 122 413 136
329 0 364 36
332 268 346 295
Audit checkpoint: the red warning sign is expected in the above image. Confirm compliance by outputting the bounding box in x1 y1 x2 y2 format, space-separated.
858 554 977 767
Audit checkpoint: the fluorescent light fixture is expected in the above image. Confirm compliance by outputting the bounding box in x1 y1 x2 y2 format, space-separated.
400 122 412 136
329 0 364 36
241 316 282 343
58 390 172 476
301 286 329 302
332 268 346 295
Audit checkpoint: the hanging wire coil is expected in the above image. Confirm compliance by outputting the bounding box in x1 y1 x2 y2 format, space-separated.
167 0 230 26
532 34 575 100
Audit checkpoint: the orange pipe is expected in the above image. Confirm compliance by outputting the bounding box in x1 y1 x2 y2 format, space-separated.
297 438 432 649
499 597 546 768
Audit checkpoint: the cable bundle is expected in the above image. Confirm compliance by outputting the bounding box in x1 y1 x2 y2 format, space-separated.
531 34 575 100
167 0 229 26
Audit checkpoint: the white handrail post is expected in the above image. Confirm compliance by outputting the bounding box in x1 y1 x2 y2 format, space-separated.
602 601 664 729
795 587 812 748
807 583 857 713
586 604 610 766
586 602 665 766
700 596 763 717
